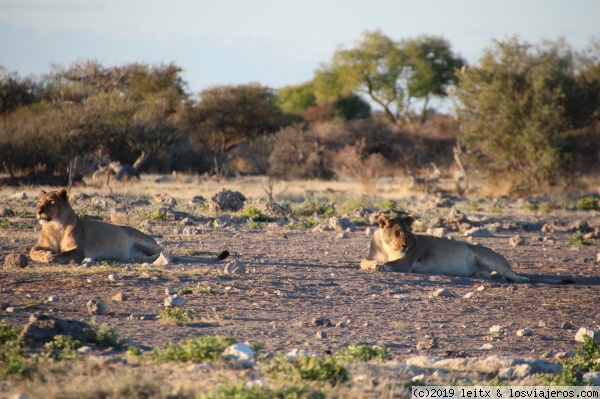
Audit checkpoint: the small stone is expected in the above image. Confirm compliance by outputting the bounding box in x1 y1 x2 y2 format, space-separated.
463 292 475 299
77 346 93 353
509 235 524 247
6 307 16 313
165 287 177 295
480 343 494 350
86 299 107 315
336 232 349 239
153 251 172 266
575 327 600 342
335 321 347 328
2 287 14 293
4 254 27 269
538 320 547 327
582 371 600 385
311 317 332 327
47 295 59 302
561 322 573 329
512 364 533 379
316 331 327 339
490 325 505 334
416 335 438 350
223 260 246 275
432 288 452 298
476 285 486 291
464 227 493 237
164 294 186 307
82 258 96 266
111 292 127 301
554 351 575 359
0 207 15 217
365 227 373 236
108 273 120 281
222 342 254 365
517 328 533 336
426 228 447 237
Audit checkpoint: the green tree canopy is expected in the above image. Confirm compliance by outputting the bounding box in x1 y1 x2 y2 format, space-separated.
314 30 464 125
454 36 600 193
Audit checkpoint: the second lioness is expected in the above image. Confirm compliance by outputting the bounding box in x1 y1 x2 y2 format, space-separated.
361 214 530 282
30 188 161 264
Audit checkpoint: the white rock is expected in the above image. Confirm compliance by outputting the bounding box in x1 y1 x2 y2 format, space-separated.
365 227 373 236
153 251 172 266
512 364 533 379
480 343 494 350
575 327 600 342
427 228 448 237
10 192 27 200
490 325 505 334
82 258 96 265
86 299 107 315
463 292 475 299
221 343 254 365
517 328 533 337
164 294 186 307
48 295 59 302
108 273 120 281
285 348 310 360
77 346 93 353
223 260 246 275
583 371 600 385
476 285 486 291
165 287 177 295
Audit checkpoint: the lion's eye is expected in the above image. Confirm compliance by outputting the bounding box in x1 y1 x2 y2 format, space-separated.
395 230 400 237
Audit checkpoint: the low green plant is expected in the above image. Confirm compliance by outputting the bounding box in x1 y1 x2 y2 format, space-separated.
194 283 218 294
336 196 372 215
377 198 397 210
151 335 236 364
201 382 325 399
568 231 595 246
294 195 336 217
266 355 349 385
44 335 82 360
0 321 37 379
288 217 320 229
16 210 29 218
240 206 270 222
577 196 599 211
554 335 600 385
245 219 264 229
127 346 142 357
159 308 197 325
0 218 11 228
333 343 388 362
88 319 128 349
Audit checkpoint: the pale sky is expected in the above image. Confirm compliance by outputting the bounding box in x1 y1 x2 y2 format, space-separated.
0 0 598 95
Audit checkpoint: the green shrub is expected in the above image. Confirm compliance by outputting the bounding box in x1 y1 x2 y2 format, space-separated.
201 382 325 399
577 196 599 211
555 335 600 385
0 219 10 228
87 320 128 349
0 321 37 380
266 355 349 385
151 335 236 364
333 343 388 362
568 231 595 246
240 206 270 222
159 308 197 325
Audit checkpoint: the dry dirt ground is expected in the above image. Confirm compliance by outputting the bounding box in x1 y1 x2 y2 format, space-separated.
0 176 599 397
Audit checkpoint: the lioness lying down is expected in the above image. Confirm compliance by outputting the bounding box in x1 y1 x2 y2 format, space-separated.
361 215 530 282
30 188 161 264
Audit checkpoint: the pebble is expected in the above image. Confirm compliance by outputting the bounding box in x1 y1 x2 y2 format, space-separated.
335 321 347 328
582 371 600 385
316 331 327 339
509 235 524 247
490 325 505 334
4 254 28 269
47 295 59 302
463 292 475 299
86 299 107 315
223 260 246 275
365 228 373 236
575 327 600 342
153 251 172 266
480 343 494 350
516 328 533 336
561 322 573 329
538 320 547 327
432 288 453 298
111 292 127 301
108 273 120 281
2 287 14 293
165 287 177 295
77 346 93 353
6 307 16 313
416 335 438 350
464 227 493 237
311 317 332 327
164 294 186 307
221 343 254 365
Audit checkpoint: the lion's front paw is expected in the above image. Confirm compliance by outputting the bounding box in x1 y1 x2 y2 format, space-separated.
360 259 384 271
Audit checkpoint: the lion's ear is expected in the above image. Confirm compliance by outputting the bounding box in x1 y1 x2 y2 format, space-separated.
57 188 69 201
40 190 47 196
403 214 415 227
378 215 391 229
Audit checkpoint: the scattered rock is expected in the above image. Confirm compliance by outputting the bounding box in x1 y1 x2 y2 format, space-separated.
285 348 311 360
569 219 591 233
108 273 120 281
582 371 600 385
575 327 600 342
20 314 92 348
111 292 127 301
335 321 347 328
480 343 494 350
0 208 16 217
222 342 255 365
490 325 505 334
47 296 59 302
82 258 96 266
561 322 574 330
311 317 333 327
86 299 107 315
464 227 493 237
509 235 524 247
154 193 177 206
426 228 447 237
223 260 246 275
516 328 533 337
209 189 246 213
164 294 186 307
165 287 177 295
416 335 438 350
327 216 355 232
336 232 349 239
316 331 327 339
4 254 27 269
10 192 27 200
432 288 453 298
153 251 172 266
463 292 475 299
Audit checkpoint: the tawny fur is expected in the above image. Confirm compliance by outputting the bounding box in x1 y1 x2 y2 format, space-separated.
30 188 161 264
361 214 529 282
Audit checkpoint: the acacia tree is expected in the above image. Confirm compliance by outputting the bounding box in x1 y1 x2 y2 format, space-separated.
453 37 600 193
190 83 293 176
314 30 464 125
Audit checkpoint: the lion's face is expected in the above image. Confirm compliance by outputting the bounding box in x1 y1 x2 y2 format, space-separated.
377 214 416 261
36 188 69 224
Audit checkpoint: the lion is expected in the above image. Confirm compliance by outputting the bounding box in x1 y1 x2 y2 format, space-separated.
30 188 161 264
360 214 530 282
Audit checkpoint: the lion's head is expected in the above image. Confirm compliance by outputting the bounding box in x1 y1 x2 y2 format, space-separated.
36 188 70 224
377 214 416 261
